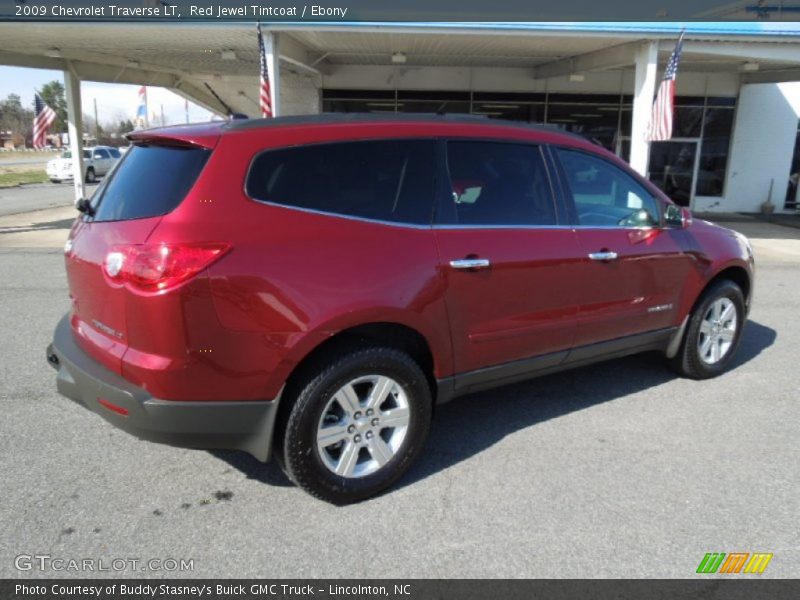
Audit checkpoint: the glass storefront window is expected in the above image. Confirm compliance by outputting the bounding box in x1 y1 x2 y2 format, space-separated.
673 106 704 138
321 89 738 201
546 103 621 152
619 107 632 137
399 100 471 114
621 139 631 163
648 141 698 206
674 96 705 106
697 107 734 197
785 123 800 209
323 99 396 113
471 102 544 122
473 92 547 103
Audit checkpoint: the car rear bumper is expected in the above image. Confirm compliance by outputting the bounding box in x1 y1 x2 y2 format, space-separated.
47 314 279 462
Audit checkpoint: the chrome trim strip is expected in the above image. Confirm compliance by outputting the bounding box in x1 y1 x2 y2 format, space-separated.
588 251 619 261
450 258 491 270
432 224 657 231
249 199 435 229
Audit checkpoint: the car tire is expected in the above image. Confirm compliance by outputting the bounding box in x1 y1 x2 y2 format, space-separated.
670 279 745 379
280 346 432 505
50 179 60 184
85 168 96 184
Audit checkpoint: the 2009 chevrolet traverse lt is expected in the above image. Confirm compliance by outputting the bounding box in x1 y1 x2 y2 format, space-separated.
47 115 754 504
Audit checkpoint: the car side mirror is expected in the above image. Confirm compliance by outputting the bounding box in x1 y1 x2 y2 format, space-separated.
664 204 691 229
75 197 95 216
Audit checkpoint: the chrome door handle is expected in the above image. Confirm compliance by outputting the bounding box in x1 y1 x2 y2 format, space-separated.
450 258 491 270
588 251 618 261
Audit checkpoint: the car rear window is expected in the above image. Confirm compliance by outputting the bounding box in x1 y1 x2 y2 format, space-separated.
246 140 436 225
90 145 210 222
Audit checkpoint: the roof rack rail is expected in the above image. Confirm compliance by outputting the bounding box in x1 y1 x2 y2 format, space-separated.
223 112 589 143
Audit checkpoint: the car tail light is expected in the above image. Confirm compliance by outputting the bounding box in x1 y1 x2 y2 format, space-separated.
103 242 231 293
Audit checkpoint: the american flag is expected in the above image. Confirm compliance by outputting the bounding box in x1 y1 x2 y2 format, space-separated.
257 23 273 118
647 31 685 142
33 93 57 150
135 85 148 129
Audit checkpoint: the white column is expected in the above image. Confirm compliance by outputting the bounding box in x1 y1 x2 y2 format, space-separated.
263 30 281 117
629 41 658 177
63 64 85 204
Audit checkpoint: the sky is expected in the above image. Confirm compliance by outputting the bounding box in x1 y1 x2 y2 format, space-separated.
1 20 799 125
0 66 214 127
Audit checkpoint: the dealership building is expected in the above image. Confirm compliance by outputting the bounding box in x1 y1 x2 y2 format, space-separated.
1 21 799 212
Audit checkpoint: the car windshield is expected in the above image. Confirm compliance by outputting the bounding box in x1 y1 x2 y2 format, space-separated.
61 151 91 159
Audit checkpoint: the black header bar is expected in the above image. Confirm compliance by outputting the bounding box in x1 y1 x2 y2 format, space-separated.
3 579 800 600
2 0 800 22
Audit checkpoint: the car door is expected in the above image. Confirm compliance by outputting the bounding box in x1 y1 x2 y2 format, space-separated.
553 147 696 347
434 140 585 382
93 149 111 175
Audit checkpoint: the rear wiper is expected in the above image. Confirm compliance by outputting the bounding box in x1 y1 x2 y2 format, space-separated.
76 198 95 217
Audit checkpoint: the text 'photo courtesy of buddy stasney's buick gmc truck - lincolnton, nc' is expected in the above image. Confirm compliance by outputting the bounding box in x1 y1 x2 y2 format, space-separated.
46 114 754 504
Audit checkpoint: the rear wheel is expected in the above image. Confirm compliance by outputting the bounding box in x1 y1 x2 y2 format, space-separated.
280 346 432 504
670 279 745 379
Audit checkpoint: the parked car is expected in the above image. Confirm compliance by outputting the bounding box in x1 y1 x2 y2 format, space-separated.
47 115 754 504
46 145 121 183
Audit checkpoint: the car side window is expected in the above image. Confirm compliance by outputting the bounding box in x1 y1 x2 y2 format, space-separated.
109 149 121 159
440 141 557 226
95 149 110 159
556 148 660 228
246 140 436 225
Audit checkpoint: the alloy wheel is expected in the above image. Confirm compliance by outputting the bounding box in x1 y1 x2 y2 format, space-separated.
697 297 737 365
316 375 410 478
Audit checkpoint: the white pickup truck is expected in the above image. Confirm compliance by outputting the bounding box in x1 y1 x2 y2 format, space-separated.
46 146 122 183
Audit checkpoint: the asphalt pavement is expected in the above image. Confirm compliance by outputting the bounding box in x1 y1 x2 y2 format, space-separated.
0 193 797 578
0 182 103 217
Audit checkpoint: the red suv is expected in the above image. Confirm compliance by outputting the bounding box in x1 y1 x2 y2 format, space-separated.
47 115 754 504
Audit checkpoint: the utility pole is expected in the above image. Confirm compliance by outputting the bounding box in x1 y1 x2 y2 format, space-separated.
93 97 99 142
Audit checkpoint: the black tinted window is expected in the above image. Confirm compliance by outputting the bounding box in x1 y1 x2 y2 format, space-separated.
557 148 659 228
94 149 110 158
441 142 556 225
109 148 121 158
246 140 436 225
91 145 210 222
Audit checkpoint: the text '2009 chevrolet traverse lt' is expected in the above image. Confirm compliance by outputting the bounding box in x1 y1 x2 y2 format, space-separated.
47 114 754 504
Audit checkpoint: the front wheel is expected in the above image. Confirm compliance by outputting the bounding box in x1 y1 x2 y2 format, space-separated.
670 280 745 379
280 347 432 504
85 168 96 183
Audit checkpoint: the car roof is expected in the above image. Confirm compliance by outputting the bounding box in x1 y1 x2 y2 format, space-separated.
224 113 589 142
130 113 597 149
